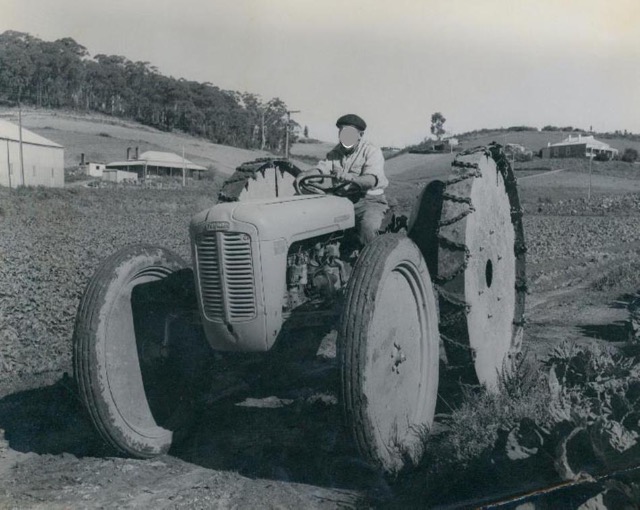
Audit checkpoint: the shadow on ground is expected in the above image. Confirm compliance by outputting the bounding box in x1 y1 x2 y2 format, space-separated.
578 322 630 343
0 327 391 499
0 375 107 458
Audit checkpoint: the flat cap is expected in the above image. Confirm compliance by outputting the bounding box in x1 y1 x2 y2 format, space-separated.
336 113 367 131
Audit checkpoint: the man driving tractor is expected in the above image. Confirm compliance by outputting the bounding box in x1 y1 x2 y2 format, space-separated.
295 114 389 245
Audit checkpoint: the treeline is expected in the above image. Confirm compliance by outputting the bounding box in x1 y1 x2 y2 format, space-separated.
0 31 297 151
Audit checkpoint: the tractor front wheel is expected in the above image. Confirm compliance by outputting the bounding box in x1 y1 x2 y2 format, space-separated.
339 234 439 473
73 245 209 457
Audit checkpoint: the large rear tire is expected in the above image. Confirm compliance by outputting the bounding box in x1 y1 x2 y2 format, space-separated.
410 144 526 388
339 234 439 473
73 245 207 458
218 158 303 202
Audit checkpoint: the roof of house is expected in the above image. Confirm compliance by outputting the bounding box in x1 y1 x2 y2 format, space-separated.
0 119 63 148
551 135 617 151
106 150 207 171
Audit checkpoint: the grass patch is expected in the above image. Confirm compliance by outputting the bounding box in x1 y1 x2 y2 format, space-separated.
395 342 640 506
428 355 551 467
292 154 321 166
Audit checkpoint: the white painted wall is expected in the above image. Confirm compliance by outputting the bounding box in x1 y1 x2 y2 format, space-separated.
103 169 138 183
86 163 105 177
0 139 64 188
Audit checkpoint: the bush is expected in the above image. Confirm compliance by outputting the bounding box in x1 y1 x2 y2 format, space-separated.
506 126 538 132
621 148 639 163
594 152 610 162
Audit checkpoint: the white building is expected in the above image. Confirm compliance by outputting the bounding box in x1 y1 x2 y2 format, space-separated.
85 162 106 177
103 169 138 183
106 151 207 180
541 135 618 160
0 119 65 188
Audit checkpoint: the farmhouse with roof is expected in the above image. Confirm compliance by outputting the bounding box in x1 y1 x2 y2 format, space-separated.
105 150 208 182
0 119 64 188
541 134 618 160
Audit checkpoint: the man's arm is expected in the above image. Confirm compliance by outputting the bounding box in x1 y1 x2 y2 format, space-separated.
338 172 376 190
360 145 388 190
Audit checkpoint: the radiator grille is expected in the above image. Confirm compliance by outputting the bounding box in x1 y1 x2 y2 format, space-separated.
221 233 256 320
196 232 256 321
196 233 224 321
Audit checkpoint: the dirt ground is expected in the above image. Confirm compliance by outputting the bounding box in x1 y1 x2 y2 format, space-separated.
0 263 632 509
3 155 640 508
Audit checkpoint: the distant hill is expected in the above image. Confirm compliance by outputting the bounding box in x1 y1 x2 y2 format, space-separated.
0 108 311 175
290 140 335 162
457 130 640 154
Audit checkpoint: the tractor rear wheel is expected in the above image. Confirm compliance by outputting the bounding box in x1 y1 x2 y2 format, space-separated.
218 158 302 202
410 144 526 388
73 245 209 457
339 234 439 473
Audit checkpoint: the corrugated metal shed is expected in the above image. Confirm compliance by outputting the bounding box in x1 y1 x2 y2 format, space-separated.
0 119 65 188
0 119 63 148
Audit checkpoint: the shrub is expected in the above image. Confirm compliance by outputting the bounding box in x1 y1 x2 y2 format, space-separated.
621 148 639 163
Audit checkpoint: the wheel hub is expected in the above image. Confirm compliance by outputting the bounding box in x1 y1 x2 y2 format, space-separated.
391 342 407 374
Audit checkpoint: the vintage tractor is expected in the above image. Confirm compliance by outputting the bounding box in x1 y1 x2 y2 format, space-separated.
72 143 525 473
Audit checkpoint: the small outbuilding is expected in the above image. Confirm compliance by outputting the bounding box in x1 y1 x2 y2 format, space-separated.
106 150 207 181
103 169 138 183
84 162 106 178
0 119 64 188
541 135 618 160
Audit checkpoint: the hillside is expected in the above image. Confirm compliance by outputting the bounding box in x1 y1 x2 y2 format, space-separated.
0 108 294 175
457 129 640 154
289 140 335 161
0 31 294 154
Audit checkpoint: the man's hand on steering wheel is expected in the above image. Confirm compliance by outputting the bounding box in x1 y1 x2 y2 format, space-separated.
332 170 355 184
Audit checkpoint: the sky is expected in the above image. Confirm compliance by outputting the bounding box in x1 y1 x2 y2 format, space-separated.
0 0 639 147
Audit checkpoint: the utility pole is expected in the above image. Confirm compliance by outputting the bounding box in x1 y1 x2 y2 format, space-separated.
18 100 25 186
182 146 186 187
588 154 593 201
284 109 300 159
261 109 266 150
6 140 11 191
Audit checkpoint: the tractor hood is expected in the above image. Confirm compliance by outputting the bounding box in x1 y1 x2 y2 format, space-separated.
191 195 355 242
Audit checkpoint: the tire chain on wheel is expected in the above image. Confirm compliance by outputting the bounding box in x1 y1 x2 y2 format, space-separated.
218 158 304 202
435 143 526 382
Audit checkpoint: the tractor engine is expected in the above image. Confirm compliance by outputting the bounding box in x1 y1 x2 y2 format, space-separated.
189 195 355 353
285 234 351 311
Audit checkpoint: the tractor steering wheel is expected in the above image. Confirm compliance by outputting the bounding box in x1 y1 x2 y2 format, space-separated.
297 174 363 198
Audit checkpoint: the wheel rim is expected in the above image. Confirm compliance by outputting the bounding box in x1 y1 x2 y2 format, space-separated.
362 261 432 469
103 266 183 440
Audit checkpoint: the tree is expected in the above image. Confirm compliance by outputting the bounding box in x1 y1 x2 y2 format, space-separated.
0 29 295 153
304 125 309 138
430 112 446 141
